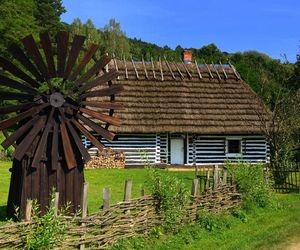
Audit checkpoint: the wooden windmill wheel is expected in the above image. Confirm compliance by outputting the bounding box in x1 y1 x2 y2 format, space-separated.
0 31 123 217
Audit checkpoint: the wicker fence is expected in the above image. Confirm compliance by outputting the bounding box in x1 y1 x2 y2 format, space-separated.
0 168 240 249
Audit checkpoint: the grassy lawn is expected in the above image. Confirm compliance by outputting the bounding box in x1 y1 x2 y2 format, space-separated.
0 161 196 219
112 194 300 250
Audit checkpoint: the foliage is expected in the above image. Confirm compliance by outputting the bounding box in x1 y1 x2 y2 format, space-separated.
226 162 274 208
197 211 232 232
23 191 72 249
145 167 190 231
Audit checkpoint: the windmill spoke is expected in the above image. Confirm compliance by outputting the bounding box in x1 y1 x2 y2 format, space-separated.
0 91 35 100
1 115 39 149
0 56 39 87
0 103 49 131
8 44 43 82
66 120 91 162
56 31 69 77
0 74 39 95
51 118 59 170
74 54 111 87
13 117 46 161
76 113 115 142
22 35 49 79
64 35 86 79
80 84 124 99
79 107 120 126
31 108 55 168
80 101 124 110
58 107 77 169
0 102 34 114
68 43 99 81
40 32 56 78
71 118 105 151
78 69 118 93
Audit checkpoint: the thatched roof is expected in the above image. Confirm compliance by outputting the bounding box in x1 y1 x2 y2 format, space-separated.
88 58 270 134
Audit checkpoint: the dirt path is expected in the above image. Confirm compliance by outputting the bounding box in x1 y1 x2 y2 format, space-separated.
285 237 300 250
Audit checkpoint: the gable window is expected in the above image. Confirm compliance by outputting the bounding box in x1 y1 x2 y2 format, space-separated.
226 138 242 156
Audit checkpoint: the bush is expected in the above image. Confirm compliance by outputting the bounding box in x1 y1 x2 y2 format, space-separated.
226 162 273 209
197 211 232 232
145 167 189 231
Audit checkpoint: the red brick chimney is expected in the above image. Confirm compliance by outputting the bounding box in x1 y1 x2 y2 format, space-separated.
182 50 192 64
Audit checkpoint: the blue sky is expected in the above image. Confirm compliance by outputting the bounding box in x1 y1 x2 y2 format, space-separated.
61 0 300 62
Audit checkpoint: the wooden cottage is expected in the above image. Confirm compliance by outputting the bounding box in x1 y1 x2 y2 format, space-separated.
83 55 271 167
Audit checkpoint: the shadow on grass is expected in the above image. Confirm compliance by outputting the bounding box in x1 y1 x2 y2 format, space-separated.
0 205 8 222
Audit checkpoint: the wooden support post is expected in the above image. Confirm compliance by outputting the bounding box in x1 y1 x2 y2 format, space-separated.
124 180 132 201
219 61 228 79
181 61 192 78
141 187 145 197
191 178 199 196
223 169 228 185
205 63 214 78
164 56 175 79
123 55 128 79
54 192 59 217
213 164 219 190
194 60 202 79
25 199 32 221
131 56 139 79
142 57 148 79
174 62 184 79
80 182 88 250
205 170 210 191
159 57 164 81
103 187 110 211
151 57 156 79
213 62 221 80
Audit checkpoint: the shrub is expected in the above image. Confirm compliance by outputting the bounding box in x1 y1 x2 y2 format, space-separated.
226 162 273 209
145 167 189 231
197 211 232 232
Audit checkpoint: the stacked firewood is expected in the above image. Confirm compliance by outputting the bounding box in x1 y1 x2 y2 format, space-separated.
85 148 125 169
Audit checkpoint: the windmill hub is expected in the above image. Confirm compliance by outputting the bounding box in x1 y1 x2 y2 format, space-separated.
50 92 65 107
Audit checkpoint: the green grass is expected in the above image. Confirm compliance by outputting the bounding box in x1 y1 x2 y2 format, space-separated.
111 194 300 250
0 161 196 219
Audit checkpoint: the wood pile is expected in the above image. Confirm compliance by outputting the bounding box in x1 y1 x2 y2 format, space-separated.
85 148 125 169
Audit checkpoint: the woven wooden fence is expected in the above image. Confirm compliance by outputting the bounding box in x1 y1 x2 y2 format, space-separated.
0 168 240 249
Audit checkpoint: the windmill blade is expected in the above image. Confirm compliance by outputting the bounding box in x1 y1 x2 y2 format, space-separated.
51 119 59 170
58 107 77 169
78 69 119 93
80 84 124 99
0 91 34 100
71 118 105 151
66 120 91 162
31 108 55 168
8 44 43 82
40 32 56 78
0 74 38 95
0 56 39 87
1 115 39 149
0 102 34 115
13 117 46 161
74 54 111 87
64 35 86 79
0 103 49 131
80 101 124 110
68 43 99 81
22 34 49 80
79 107 120 126
56 31 69 77
76 113 115 142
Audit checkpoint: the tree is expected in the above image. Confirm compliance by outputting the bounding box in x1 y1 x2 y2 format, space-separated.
288 53 300 90
34 0 66 33
0 0 40 57
102 18 130 58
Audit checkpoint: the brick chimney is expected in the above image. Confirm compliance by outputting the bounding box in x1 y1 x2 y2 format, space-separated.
182 50 192 64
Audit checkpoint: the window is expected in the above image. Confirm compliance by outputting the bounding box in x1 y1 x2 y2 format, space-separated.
226 138 242 156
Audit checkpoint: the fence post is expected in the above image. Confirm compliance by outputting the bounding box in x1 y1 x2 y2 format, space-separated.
25 199 32 221
223 169 227 185
54 192 59 217
205 170 210 191
213 164 219 190
124 180 132 201
191 178 199 196
103 188 110 211
80 183 89 250
141 187 145 197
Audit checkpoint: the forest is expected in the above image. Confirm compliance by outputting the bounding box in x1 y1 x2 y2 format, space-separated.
0 0 299 163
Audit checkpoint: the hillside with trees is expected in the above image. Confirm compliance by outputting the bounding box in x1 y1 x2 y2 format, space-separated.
0 0 299 162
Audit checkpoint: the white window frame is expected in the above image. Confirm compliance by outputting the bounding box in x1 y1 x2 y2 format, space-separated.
226 137 242 157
